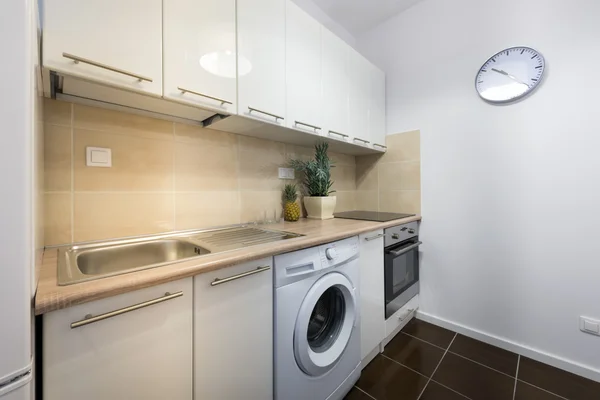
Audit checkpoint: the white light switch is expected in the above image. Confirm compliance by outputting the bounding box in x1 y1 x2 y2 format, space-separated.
580 316 600 336
86 147 112 167
278 167 295 180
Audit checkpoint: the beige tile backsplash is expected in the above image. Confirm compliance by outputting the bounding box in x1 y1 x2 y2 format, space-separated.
355 130 421 215
43 99 360 246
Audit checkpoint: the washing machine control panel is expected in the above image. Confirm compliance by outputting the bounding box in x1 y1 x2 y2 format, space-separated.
319 236 359 268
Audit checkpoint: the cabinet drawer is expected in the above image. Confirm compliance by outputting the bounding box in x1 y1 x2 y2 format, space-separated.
383 294 419 346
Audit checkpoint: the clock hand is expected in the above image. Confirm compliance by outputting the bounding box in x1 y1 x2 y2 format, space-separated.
491 68 530 87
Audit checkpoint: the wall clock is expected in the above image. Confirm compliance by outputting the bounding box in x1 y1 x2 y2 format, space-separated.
475 46 545 103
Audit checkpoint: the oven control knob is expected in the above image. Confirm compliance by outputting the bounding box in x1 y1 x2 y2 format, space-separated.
408 229 415 234
392 233 400 240
325 248 337 260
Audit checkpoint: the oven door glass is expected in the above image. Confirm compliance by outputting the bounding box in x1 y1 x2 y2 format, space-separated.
384 240 420 311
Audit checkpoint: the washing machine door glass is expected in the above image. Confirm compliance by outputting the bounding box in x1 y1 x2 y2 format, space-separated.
294 272 356 377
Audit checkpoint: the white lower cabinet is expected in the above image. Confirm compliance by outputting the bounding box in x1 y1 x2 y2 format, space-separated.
194 258 273 400
383 294 419 347
359 230 386 362
43 278 193 400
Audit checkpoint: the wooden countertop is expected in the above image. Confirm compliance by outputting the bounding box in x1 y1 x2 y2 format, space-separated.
35 216 421 315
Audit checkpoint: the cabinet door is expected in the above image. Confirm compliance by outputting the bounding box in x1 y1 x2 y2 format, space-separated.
285 0 323 134
43 0 162 96
369 65 387 150
194 258 273 400
43 279 193 400
237 0 286 124
359 230 385 361
321 28 350 142
348 50 371 146
163 0 236 113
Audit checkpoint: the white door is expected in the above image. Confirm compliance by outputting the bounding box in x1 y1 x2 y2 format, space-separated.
194 258 273 400
294 272 357 377
369 65 387 150
237 0 286 124
285 0 322 134
321 28 350 142
348 50 371 146
43 0 163 96
359 230 386 361
163 0 237 113
43 279 193 400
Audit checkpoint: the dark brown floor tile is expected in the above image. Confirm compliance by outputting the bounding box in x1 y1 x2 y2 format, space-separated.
357 355 429 400
449 334 518 376
401 319 456 349
344 386 374 400
514 381 564 400
433 352 515 400
420 381 468 400
383 333 445 377
518 357 600 400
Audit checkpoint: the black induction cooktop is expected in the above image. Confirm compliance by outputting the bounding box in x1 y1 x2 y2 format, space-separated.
334 210 415 222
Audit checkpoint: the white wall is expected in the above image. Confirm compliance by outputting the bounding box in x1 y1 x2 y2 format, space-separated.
357 0 600 380
291 0 357 47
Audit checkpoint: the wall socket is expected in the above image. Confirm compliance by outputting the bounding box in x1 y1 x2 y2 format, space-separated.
278 167 295 180
580 316 600 336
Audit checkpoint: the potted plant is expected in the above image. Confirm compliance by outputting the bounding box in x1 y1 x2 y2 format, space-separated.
289 142 336 220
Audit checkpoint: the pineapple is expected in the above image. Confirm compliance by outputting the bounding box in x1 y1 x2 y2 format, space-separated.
283 184 301 222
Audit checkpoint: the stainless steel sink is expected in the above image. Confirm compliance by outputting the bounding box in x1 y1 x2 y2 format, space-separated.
57 225 303 286
58 237 210 285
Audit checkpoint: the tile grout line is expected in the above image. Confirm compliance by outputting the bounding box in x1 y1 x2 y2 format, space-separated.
400 331 448 351
516 379 570 400
416 332 458 400
447 349 517 379
354 386 377 400
380 354 472 399
512 355 520 400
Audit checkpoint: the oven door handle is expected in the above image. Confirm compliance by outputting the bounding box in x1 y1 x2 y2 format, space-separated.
388 241 422 257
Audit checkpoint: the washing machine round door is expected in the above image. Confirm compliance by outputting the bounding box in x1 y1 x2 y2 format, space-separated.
294 272 356 377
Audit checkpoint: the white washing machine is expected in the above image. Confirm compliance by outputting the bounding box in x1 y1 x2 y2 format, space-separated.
274 236 361 400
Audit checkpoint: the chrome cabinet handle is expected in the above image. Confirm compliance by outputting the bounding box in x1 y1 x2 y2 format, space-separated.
364 233 384 241
211 266 271 287
328 130 349 138
399 308 415 321
178 86 232 105
389 241 422 257
294 121 321 131
373 143 387 149
248 107 284 121
62 52 153 83
70 292 183 329
353 137 370 144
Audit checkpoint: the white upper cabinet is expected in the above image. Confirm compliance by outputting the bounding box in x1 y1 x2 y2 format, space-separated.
348 51 372 146
237 0 286 124
43 0 163 96
285 0 323 134
163 0 236 113
321 28 350 142
369 64 386 150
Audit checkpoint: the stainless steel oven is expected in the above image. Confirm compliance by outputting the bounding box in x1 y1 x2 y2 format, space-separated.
384 222 421 319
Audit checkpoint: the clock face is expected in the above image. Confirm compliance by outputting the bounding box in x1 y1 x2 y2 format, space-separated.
475 47 545 103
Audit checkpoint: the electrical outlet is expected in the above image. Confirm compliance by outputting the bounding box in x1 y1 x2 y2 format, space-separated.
278 167 295 180
580 316 600 336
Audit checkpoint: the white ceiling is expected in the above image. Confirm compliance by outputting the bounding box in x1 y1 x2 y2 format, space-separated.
310 0 423 36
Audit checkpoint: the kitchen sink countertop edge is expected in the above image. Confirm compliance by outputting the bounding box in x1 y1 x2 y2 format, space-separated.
35 216 421 315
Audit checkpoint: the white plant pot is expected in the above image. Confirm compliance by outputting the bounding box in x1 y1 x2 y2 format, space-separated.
303 196 337 220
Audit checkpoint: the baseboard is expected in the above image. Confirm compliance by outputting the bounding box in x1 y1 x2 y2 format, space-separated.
417 311 600 384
